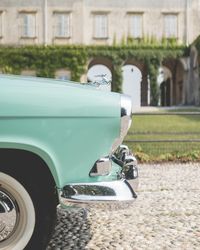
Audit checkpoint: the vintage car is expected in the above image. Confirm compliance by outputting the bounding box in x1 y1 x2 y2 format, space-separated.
0 74 138 250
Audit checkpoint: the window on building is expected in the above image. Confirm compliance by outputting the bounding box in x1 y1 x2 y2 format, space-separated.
93 14 108 39
20 13 36 38
164 14 178 38
54 12 71 38
129 14 143 38
55 69 71 80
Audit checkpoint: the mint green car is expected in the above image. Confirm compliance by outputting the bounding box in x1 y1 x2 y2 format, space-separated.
0 74 138 250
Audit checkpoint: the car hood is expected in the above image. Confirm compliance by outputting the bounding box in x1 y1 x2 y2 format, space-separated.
0 75 120 118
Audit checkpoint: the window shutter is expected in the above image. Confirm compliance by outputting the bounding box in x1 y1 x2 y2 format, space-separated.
94 14 108 38
23 14 28 36
101 15 107 38
22 14 36 37
164 14 177 38
29 14 36 37
56 13 70 37
94 15 100 38
130 14 142 38
63 14 70 37
57 14 62 36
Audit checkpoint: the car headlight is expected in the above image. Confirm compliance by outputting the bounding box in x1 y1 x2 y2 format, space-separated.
110 94 132 154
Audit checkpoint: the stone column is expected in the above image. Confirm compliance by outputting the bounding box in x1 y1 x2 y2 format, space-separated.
141 72 148 106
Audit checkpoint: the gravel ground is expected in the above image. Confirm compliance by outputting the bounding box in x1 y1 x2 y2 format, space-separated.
47 163 200 250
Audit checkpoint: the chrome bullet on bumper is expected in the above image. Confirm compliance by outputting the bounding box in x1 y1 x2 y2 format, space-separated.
59 145 138 208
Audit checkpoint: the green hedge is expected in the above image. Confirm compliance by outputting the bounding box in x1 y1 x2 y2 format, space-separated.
0 44 187 105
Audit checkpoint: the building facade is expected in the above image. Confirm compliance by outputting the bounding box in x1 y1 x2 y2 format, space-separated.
0 0 200 46
0 0 200 107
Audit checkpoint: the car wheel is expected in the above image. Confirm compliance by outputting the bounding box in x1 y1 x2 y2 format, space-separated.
0 170 57 250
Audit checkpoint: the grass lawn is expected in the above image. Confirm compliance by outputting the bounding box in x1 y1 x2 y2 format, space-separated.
124 111 200 162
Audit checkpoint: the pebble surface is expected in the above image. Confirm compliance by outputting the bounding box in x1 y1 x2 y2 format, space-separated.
47 163 200 250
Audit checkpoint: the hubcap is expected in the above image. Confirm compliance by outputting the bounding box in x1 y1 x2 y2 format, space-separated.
0 190 19 242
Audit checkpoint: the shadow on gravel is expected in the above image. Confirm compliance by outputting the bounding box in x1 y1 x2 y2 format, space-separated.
47 207 92 250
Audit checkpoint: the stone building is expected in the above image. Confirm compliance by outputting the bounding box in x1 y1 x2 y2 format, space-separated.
0 0 200 106
1 0 200 46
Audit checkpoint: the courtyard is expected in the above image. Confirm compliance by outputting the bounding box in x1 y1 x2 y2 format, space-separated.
48 163 200 250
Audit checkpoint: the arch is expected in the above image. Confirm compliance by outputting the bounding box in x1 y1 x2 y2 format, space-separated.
124 59 144 73
123 59 148 106
122 64 142 109
161 59 186 106
87 57 113 91
87 64 112 82
88 57 113 71
157 66 173 106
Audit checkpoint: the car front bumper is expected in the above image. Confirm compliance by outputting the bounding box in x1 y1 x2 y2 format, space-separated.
59 145 138 209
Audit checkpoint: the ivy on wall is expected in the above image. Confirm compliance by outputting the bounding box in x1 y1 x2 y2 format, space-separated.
0 44 186 105
193 35 200 52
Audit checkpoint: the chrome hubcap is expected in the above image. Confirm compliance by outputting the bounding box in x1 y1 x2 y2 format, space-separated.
0 190 19 242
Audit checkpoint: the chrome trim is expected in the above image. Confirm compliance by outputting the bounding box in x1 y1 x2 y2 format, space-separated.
59 179 138 209
0 189 19 242
59 145 138 209
120 95 132 138
114 145 138 190
114 144 130 162
111 95 132 153
121 94 132 117
89 157 112 177
89 74 111 88
124 155 137 167
60 179 137 203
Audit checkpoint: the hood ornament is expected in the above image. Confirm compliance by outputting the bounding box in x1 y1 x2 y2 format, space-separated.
88 74 111 87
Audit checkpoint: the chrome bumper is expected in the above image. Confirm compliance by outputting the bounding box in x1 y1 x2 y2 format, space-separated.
59 145 138 208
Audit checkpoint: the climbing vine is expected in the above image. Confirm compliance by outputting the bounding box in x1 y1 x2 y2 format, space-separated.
0 44 186 105
193 35 200 52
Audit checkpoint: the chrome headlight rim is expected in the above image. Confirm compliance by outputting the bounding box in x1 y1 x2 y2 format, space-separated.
110 94 132 154
120 94 132 138
121 94 132 118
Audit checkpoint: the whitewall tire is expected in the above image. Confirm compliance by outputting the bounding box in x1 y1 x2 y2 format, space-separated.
0 172 35 250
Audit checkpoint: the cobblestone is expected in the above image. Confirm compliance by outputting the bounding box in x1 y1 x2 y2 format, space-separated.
48 163 200 250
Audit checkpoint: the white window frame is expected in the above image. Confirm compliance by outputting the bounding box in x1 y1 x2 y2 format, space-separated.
54 12 71 38
93 13 108 39
128 13 143 39
163 14 178 39
20 12 36 38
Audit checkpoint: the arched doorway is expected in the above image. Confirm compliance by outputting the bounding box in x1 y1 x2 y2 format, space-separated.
157 66 172 106
87 57 113 91
87 64 112 91
122 65 142 109
174 60 185 105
